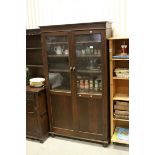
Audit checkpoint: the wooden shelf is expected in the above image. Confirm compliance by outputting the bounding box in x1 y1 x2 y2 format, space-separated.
46 42 68 45
48 55 69 58
26 85 45 93
77 55 101 58
50 90 71 96
113 77 129 80
112 58 129 61
26 47 41 50
111 126 129 145
113 94 129 101
27 65 43 68
108 37 129 40
77 92 102 95
111 138 129 145
76 41 101 44
77 69 101 73
48 69 70 73
113 118 129 122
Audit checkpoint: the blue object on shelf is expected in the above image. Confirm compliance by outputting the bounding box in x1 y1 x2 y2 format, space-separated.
112 55 129 59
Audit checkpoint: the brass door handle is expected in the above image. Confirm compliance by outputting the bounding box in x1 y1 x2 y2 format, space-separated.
72 67 76 71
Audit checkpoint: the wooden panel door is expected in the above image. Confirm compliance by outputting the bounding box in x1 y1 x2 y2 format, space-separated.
42 31 74 136
51 94 73 130
76 97 104 140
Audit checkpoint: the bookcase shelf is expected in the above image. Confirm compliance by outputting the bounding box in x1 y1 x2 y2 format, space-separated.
111 138 129 145
113 77 129 80
109 37 129 145
112 58 129 61
113 93 129 101
26 29 44 79
113 118 129 122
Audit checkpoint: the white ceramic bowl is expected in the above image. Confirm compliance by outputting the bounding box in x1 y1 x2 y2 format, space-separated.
29 78 45 87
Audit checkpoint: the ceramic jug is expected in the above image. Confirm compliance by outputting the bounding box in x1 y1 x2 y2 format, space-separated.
54 46 62 55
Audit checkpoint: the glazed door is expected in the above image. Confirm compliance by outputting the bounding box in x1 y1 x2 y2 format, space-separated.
43 32 74 134
73 30 105 140
44 33 71 92
74 31 103 95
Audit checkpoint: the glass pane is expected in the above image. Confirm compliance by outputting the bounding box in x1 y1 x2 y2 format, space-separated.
45 35 70 91
48 57 69 71
46 36 69 55
49 72 70 91
75 33 102 94
76 73 102 94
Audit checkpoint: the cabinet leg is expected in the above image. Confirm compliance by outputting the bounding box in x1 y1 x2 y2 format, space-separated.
102 141 109 147
40 140 44 143
51 133 55 138
102 143 108 147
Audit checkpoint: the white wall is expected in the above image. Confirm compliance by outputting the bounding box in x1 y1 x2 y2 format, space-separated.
26 0 128 37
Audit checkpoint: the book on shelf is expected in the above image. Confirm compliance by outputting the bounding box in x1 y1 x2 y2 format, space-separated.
114 110 129 116
116 101 129 106
114 105 129 111
114 114 129 120
111 127 129 143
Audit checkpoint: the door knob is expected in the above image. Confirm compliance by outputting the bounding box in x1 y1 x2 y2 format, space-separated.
70 66 73 71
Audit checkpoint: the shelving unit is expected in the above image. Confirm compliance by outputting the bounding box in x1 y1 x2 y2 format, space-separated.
26 29 44 79
26 29 49 142
109 37 129 145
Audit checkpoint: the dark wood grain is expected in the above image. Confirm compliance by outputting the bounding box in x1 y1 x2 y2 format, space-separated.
26 29 44 79
40 22 112 145
51 94 73 130
26 87 49 142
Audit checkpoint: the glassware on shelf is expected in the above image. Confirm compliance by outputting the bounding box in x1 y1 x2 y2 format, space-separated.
81 49 85 55
80 80 84 92
54 46 63 55
94 49 98 55
98 49 101 55
84 80 89 92
63 49 69 55
120 41 128 55
89 80 93 92
90 47 94 54
86 47 90 55
99 80 102 91
77 80 80 91
77 78 102 93
94 80 99 91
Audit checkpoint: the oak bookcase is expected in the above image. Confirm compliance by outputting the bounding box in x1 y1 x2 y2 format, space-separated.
109 37 129 144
